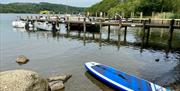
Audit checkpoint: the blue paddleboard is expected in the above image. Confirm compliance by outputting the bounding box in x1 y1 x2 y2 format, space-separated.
84 62 171 91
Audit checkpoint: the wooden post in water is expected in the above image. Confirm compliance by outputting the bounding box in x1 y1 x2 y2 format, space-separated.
142 20 146 39
92 32 95 39
78 30 81 38
167 19 175 50
118 18 122 49
107 16 111 41
141 20 146 53
124 26 127 44
99 17 102 47
83 17 86 46
146 19 151 46
107 25 111 41
67 17 70 37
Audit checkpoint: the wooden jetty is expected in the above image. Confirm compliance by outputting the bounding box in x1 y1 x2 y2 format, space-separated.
19 16 180 29
19 15 180 47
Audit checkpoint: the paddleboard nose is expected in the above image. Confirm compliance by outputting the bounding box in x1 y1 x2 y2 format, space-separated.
85 62 99 67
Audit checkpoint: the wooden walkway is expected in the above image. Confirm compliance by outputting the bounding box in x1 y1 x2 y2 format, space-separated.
18 15 180 51
20 16 180 29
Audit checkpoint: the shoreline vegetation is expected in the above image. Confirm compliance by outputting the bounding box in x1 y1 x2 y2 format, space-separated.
1 0 180 19
86 0 180 18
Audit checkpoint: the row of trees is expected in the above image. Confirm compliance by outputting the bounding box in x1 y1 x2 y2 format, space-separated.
87 0 180 17
0 2 85 14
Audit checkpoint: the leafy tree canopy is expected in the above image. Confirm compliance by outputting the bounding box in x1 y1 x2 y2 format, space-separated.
87 0 180 17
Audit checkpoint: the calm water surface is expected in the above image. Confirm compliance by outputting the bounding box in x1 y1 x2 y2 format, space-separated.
0 14 180 91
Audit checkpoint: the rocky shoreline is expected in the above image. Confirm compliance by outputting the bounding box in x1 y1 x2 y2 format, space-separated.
0 55 72 91
0 69 71 91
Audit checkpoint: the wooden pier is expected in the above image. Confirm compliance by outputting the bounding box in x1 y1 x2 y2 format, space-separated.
19 15 180 47
19 16 180 29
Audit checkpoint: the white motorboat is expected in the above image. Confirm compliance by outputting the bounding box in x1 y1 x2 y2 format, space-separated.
34 22 52 31
12 20 26 28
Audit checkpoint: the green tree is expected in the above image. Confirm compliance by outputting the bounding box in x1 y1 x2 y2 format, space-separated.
86 0 120 15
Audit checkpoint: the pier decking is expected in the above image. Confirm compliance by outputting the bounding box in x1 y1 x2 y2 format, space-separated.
19 15 180 49
19 16 180 29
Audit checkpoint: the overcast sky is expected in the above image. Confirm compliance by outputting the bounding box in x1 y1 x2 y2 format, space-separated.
0 0 102 7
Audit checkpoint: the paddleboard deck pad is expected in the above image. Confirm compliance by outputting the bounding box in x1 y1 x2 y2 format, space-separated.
84 62 171 91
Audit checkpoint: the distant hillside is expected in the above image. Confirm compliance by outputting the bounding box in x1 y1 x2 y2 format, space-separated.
86 0 120 14
0 2 85 13
87 0 180 17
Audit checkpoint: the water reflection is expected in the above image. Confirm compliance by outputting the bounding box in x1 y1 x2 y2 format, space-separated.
85 72 115 91
13 26 180 54
13 27 26 32
154 62 180 90
10 25 180 91
172 63 180 90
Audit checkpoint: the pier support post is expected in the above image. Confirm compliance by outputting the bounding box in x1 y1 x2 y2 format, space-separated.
124 26 127 44
167 19 175 50
141 20 146 53
92 32 95 39
78 30 81 38
99 18 102 47
118 19 122 49
107 25 111 41
67 17 70 37
32 20 35 31
107 16 111 41
83 17 86 46
146 19 151 46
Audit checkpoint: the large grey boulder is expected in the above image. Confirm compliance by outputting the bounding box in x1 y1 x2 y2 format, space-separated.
0 69 49 91
16 55 29 64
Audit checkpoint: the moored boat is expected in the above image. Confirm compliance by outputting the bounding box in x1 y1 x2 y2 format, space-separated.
34 21 60 31
12 20 26 28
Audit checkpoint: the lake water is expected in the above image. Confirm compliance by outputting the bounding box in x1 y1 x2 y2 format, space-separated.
0 14 180 91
